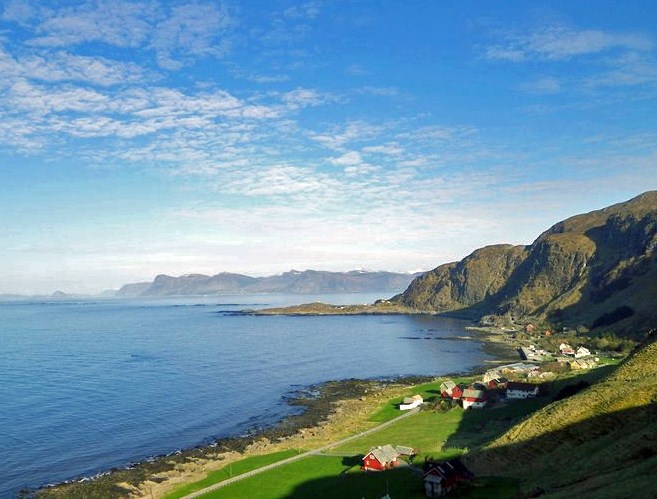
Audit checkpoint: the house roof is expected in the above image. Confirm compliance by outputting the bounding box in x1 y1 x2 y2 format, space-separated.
440 380 456 390
366 444 399 465
507 381 539 392
395 445 415 456
462 388 485 400
423 458 473 480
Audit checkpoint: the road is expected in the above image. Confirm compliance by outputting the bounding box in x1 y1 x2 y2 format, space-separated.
182 406 420 498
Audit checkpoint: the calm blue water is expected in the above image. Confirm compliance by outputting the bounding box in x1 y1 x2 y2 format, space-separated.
0 294 490 496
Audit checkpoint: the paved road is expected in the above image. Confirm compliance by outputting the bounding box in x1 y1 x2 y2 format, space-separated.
182 407 420 498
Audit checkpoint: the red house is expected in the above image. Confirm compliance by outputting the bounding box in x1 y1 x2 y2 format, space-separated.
440 380 464 400
424 458 473 496
361 445 400 471
462 388 487 409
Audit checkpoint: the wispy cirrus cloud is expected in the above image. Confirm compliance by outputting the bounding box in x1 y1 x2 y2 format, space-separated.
486 25 653 62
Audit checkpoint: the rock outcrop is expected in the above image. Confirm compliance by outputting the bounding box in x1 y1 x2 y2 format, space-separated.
394 191 657 337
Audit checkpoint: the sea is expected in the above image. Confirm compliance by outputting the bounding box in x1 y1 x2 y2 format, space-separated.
0 293 492 497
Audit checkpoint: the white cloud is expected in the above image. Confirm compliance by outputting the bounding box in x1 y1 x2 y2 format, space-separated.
18 51 147 86
151 2 234 68
362 144 404 156
329 151 363 166
588 51 657 87
487 25 653 62
27 1 153 48
282 2 321 20
280 88 329 110
221 165 338 196
520 77 562 94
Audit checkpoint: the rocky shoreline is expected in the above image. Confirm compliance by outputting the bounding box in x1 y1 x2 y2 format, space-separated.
28 377 432 498
28 322 517 499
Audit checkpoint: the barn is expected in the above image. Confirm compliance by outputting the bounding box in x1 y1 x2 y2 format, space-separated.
461 388 487 409
361 445 400 471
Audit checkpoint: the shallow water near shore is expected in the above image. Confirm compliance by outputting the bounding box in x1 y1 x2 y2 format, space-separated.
0 293 491 496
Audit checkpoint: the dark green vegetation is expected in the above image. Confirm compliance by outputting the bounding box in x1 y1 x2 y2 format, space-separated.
393 191 657 338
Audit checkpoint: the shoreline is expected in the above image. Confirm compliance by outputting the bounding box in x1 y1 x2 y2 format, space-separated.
32 324 517 498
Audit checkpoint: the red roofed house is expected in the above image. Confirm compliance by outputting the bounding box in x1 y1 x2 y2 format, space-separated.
423 458 473 496
506 381 539 399
440 380 463 400
362 445 400 471
461 388 487 409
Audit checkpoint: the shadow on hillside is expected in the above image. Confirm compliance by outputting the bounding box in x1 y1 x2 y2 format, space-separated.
281 403 657 498
341 455 364 468
282 466 423 499
462 403 657 497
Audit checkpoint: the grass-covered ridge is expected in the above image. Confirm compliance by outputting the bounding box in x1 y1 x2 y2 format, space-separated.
466 335 657 497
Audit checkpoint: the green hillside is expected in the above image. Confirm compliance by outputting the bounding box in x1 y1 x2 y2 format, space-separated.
394 191 657 338
466 335 657 497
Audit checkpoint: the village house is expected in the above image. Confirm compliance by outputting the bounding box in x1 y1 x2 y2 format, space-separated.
423 458 473 497
482 369 501 383
362 445 400 471
461 388 487 409
440 380 463 399
575 346 591 358
486 376 508 389
569 358 597 370
506 381 540 399
499 362 540 375
400 394 423 410
560 342 575 356
519 344 550 361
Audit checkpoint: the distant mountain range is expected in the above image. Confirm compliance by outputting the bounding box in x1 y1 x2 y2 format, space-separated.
116 270 422 297
392 190 657 337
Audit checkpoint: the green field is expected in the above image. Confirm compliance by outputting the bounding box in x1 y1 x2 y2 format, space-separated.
200 456 420 499
164 450 299 499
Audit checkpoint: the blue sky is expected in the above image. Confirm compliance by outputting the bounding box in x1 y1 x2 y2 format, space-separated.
1 1 656 294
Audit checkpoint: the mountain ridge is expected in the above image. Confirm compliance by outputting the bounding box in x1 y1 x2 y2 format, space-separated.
116 269 421 297
393 191 657 337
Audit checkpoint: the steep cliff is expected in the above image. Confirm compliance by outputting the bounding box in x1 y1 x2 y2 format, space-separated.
394 191 657 336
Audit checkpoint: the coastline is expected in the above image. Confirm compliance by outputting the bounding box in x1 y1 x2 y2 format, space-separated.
32 377 430 498
32 323 517 498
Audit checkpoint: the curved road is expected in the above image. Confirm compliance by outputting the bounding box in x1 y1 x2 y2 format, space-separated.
183 407 420 498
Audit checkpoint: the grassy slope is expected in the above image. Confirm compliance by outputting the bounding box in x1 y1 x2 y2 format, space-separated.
466 336 657 497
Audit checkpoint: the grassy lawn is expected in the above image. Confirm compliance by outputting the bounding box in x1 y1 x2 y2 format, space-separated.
201 455 422 499
368 377 473 423
164 450 299 499
334 410 465 459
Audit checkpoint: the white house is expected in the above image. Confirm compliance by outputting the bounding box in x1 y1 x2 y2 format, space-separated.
575 346 591 358
506 381 539 399
461 388 487 409
399 394 423 410
560 343 575 356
